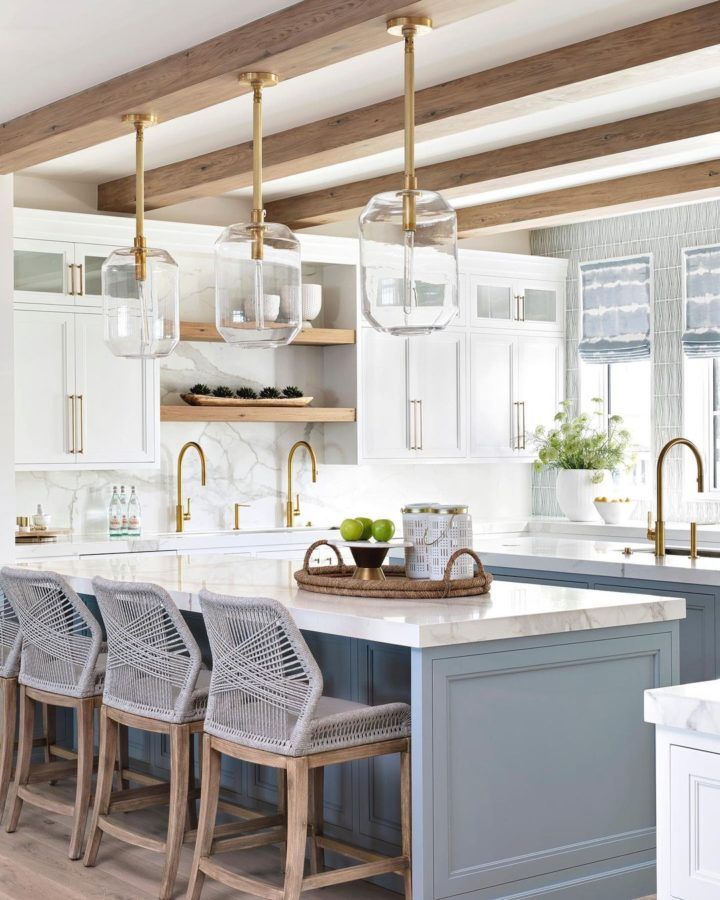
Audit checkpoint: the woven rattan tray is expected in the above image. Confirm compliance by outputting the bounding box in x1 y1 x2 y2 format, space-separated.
294 540 493 599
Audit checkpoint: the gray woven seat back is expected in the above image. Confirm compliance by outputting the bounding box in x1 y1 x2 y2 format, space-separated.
93 577 203 724
0 579 22 679
200 590 323 755
1 567 102 698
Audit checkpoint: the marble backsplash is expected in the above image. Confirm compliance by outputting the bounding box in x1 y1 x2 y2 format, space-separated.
16 246 533 535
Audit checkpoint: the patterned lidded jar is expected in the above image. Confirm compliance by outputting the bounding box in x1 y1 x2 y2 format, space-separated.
402 503 440 579
427 505 473 580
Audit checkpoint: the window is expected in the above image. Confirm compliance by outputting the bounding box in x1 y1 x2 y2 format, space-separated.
684 357 720 492
580 358 652 487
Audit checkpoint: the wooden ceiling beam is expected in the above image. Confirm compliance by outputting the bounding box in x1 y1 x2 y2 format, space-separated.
454 159 720 234
98 2 720 213
267 96 720 227
0 0 491 174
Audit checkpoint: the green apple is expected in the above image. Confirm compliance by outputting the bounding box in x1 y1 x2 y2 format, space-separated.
355 516 374 541
340 518 364 541
371 518 395 542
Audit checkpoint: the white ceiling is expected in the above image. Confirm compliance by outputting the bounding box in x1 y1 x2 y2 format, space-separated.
5 0 720 223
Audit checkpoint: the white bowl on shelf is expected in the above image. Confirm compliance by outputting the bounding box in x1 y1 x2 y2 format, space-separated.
593 498 633 525
301 284 323 327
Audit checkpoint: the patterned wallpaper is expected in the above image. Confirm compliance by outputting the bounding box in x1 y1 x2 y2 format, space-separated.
530 199 720 523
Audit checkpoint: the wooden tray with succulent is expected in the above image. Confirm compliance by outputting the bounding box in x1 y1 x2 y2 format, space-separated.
182 384 313 407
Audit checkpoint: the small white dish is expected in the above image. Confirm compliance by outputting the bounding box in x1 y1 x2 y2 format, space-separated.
593 499 633 525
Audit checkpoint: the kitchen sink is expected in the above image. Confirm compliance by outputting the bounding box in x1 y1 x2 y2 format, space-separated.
621 545 720 558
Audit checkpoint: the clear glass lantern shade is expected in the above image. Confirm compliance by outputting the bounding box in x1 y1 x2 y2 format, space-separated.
359 189 459 335
102 247 180 358
214 222 302 348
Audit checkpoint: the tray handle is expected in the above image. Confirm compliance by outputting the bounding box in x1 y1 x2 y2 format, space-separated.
441 548 486 598
302 539 344 573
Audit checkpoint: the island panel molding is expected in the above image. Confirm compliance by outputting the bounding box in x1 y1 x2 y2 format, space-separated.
96 3 720 212
266 96 720 228
0 0 495 173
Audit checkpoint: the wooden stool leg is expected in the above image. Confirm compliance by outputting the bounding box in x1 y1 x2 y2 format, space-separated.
0 677 17 819
84 707 118 867
42 703 56 764
284 757 309 900
186 735 220 900
277 767 287 873
186 730 198 830
159 723 190 900
6 685 34 833
68 698 95 860
116 723 129 791
400 745 412 900
309 767 324 874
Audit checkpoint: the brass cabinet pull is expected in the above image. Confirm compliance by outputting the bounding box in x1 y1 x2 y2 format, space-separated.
76 394 84 454
409 399 416 450
520 400 526 449
76 263 84 296
520 295 525 322
68 395 76 454
512 401 519 450
417 399 423 451
67 264 76 296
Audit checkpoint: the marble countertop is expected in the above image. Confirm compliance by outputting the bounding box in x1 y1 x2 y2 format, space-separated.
645 679 720 737
16 552 684 649
473 534 720 586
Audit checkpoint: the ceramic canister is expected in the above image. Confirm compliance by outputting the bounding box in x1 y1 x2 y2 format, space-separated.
426 505 473 580
402 503 440 578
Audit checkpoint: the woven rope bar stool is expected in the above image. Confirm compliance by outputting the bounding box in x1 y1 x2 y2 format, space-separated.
84 577 211 900
186 591 412 900
0 581 23 820
0 566 106 860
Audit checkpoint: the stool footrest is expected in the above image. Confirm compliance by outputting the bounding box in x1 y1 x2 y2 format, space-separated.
199 858 283 900
27 760 77 784
302 854 409 890
98 814 166 853
213 824 286 854
109 783 170 813
17 784 74 817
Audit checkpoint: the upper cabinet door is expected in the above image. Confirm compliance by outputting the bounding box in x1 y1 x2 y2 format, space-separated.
15 308 76 467
360 328 413 460
516 335 563 457
74 312 158 466
14 238 75 304
466 275 515 327
73 243 118 308
469 333 515 458
516 280 562 331
409 332 466 458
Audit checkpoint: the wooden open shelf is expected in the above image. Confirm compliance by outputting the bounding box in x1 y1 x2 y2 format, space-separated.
161 406 356 423
180 321 356 346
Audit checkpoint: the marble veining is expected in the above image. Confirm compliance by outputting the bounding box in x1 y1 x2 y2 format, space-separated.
645 679 720 737
20 554 684 648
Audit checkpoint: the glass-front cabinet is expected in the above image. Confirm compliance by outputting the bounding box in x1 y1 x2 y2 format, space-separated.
464 273 562 331
14 239 117 307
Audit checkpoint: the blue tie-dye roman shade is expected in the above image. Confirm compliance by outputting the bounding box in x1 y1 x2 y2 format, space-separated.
683 246 720 358
578 255 652 364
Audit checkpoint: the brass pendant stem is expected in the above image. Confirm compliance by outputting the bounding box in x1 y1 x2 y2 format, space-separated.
122 113 157 282
402 25 418 233
251 83 265 261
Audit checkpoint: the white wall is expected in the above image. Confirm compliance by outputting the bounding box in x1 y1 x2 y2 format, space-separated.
0 177 15 562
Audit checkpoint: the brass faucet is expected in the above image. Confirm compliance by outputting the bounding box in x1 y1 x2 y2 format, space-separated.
647 437 704 557
176 441 207 532
286 440 318 527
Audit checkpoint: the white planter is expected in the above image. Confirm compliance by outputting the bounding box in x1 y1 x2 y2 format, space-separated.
555 469 609 522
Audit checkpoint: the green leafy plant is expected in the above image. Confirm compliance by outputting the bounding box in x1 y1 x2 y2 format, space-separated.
533 398 633 481
259 386 282 399
212 385 235 398
282 385 303 398
190 383 211 396
236 386 258 399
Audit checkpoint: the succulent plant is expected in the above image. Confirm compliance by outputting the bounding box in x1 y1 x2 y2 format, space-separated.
282 385 304 398
190 383 211 396
236 386 258 399
259 386 282 399
212 385 235 398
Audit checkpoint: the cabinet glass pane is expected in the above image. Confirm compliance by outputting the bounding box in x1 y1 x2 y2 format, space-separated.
523 288 556 322
476 284 512 320
14 250 65 294
82 254 107 296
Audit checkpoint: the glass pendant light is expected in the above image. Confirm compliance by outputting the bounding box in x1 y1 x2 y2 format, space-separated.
215 73 302 348
359 17 458 335
103 114 180 358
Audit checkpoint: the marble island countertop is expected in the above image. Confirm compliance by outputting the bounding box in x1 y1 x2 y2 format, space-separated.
473 533 720 586
645 679 720 738
18 552 684 649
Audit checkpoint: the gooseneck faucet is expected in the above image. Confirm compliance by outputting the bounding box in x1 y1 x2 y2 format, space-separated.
286 440 318 527
176 441 207 533
648 437 704 558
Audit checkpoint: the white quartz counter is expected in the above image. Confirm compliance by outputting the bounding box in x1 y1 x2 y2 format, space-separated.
16 552 684 649
645 679 720 737
473 534 720 587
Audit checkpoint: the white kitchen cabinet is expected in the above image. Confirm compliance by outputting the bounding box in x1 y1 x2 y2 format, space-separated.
361 328 465 461
465 274 562 331
15 306 158 470
469 332 563 459
14 238 117 307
